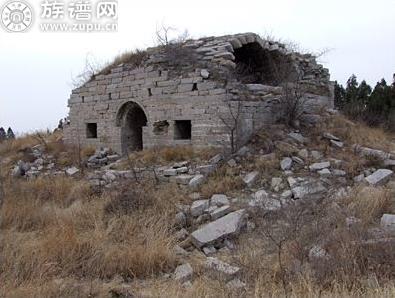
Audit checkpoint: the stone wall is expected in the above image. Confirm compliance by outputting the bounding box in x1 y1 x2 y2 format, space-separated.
65 33 334 154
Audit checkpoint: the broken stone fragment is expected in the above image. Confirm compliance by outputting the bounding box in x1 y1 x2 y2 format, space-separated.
209 154 223 165
291 181 327 199
380 214 395 233
280 157 293 170
210 205 231 220
288 132 306 143
163 168 177 177
191 209 246 248
210 194 229 206
175 212 187 227
189 174 205 188
190 200 210 217
309 161 330 171
298 149 309 159
323 132 341 141
205 257 240 281
203 246 217 256
65 166 80 176
318 168 331 177
175 174 194 185
271 177 283 192
226 278 246 290
311 150 323 160
365 169 393 186
200 69 210 79
330 140 344 148
243 171 259 187
308 245 329 260
174 263 193 283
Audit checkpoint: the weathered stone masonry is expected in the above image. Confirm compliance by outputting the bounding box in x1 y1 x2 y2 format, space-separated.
64 32 334 154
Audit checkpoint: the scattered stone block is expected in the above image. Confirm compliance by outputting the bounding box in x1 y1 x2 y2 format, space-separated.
365 169 393 186
203 246 217 256
210 194 229 206
280 157 293 170
174 263 193 283
288 132 306 143
205 257 240 281
191 210 246 248
292 181 326 199
318 168 331 177
380 214 395 233
323 132 340 141
226 278 246 290
243 171 259 187
309 161 330 171
175 174 194 185
66 167 80 176
210 205 231 220
330 140 344 148
298 149 309 159
190 200 210 217
189 174 205 188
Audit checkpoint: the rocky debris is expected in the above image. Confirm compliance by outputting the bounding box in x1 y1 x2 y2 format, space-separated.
175 212 187 227
190 200 210 217
236 146 250 157
330 140 344 148
280 157 293 170
243 171 259 187
205 257 240 282
174 263 193 283
353 173 365 183
271 177 283 192
288 132 306 144
174 245 189 256
87 148 119 168
65 166 80 176
191 210 246 248
189 174 205 188
203 246 217 256
175 174 194 185
318 168 331 177
384 159 395 168
226 278 246 290
309 161 330 171
353 145 392 160
163 168 177 176
332 169 346 176
365 169 393 186
200 69 210 79
380 214 395 233
323 132 341 141
311 150 323 160
210 194 229 206
210 205 232 220
195 165 215 175
249 189 282 211
298 149 309 159
209 154 223 165
227 159 237 167
175 229 189 241
308 245 329 260
291 180 327 199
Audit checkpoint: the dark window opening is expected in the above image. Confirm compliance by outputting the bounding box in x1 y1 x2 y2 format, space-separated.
148 88 152 96
174 120 191 140
81 96 85 103
158 70 162 76
153 120 169 135
192 83 198 91
233 42 296 86
86 123 97 139
109 93 112 100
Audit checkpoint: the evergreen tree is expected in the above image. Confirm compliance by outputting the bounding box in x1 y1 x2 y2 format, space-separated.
6 127 15 139
0 127 6 142
334 81 346 109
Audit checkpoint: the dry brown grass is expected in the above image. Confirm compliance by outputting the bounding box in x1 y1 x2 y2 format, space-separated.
0 176 183 295
315 114 395 152
340 185 393 225
200 166 244 198
97 49 148 76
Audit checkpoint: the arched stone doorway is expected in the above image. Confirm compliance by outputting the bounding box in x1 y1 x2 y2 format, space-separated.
116 102 148 154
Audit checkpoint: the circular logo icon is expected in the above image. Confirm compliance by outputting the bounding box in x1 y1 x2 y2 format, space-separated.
1 0 33 32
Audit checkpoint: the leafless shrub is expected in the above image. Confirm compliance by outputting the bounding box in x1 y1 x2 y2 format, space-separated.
219 101 242 153
155 25 197 70
71 53 103 88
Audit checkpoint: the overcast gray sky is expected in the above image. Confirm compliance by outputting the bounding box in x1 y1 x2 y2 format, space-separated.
1 0 394 134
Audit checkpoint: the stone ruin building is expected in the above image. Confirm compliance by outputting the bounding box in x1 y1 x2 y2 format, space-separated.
64 33 334 154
